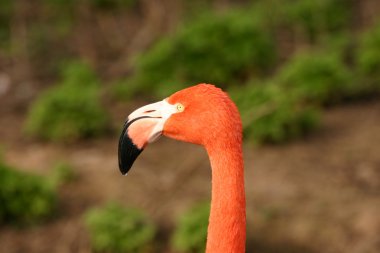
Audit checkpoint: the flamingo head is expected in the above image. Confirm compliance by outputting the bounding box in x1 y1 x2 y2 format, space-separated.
118 83 242 175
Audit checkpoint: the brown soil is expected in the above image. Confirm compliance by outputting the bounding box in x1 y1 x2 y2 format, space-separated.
0 99 379 253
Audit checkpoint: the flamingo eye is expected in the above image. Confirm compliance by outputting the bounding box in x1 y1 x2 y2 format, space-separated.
176 103 185 112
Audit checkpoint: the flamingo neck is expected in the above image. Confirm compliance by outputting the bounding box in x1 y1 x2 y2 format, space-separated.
205 141 246 253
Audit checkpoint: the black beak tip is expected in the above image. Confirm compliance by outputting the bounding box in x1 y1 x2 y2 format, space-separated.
118 122 144 175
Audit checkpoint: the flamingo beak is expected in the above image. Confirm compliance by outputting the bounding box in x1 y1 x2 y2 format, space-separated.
118 99 177 175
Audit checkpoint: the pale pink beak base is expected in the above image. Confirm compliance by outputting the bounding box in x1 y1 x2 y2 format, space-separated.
118 100 177 175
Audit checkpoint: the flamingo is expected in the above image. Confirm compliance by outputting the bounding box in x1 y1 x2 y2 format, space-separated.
118 84 246 253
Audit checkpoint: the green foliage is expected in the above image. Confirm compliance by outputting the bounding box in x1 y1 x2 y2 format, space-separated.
0 0 12 48
85 202 156 253
50 162 77 187
44 0 75 6
123 8 277 98
115 0 352 100
283 0 351 42
45 0 137 10
182 0 214 19
232 83 320 144
0 161 57 225
111 77 144 101
233 48 355 144
356 22 380 94
172 203 210 253
5 0 375 146
25 61 109 142
90 0 137 10
275 51 353 105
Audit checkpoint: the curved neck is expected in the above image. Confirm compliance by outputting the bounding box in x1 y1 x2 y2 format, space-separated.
205 140 246 253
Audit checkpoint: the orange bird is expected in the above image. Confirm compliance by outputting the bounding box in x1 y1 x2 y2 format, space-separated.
118 84 246 253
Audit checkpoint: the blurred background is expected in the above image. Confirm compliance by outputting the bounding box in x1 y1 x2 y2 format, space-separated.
0 0 379 252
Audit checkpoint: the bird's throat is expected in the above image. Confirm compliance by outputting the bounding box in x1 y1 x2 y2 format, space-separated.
206 143 246 253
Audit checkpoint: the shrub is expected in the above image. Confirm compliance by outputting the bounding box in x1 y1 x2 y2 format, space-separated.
231 82 320 144
85 202 156 253
0 160 57 225
25 61 109 142
90 0 137 10
171 203 210 253
50 162 77 187
283 0 351 43
356 22 380 94
111 77 145 101
121 7 277 98
275 50 353 105
0 0 12 49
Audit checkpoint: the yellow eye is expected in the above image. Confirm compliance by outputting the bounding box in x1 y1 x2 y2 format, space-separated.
176 103 185 112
